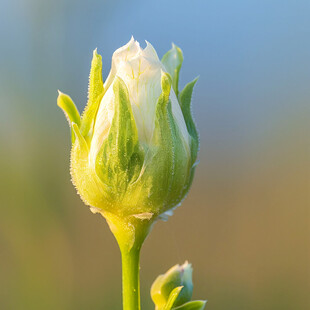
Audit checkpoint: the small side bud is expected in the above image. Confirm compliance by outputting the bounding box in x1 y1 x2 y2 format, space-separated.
151 261 193 309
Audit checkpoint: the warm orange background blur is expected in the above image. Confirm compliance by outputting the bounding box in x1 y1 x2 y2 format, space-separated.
0 1 309 309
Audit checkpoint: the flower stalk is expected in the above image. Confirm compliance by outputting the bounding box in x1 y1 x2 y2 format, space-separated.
121 245 141 310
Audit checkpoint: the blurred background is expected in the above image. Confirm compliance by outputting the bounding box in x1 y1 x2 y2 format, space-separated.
0 0 309 309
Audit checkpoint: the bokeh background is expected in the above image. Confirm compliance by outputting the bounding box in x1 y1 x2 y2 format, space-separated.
0 0 309 309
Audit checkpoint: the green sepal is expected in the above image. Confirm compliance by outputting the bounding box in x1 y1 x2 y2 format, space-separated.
95 77 144 204
181 163 197 199
141 72 172 211
162 44 183 97
80 49 104 143
70 122 91 204
179 77 199 165
57 91 81 143
137 71 190 214
173 300 207 310
163 286 184 310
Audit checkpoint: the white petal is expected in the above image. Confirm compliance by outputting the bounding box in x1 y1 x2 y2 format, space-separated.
114 47 163 143
104 37 141 91
142 41 161 63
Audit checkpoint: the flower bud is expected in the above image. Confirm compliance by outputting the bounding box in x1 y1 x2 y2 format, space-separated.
57 37 199 228
151 261 193 308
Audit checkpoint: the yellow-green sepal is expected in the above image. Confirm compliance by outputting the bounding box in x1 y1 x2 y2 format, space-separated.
57 91 81 143
80 49 104 144
173 300 207 310
162 44 183 97
71 122 89 156
71 122 111 210
179 77 199 165
95 77 144 204
70 122 91 205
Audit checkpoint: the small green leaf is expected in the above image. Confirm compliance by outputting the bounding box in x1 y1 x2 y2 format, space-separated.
179 77 199 165
57 91 81 143
80 49 104 142
162 44 183 97
173 300 207 310
164 286 184 310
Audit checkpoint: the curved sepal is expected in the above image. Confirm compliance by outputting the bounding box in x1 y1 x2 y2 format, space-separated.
162 44 183 97
70 123 111 211
173 300 207 310
164 286 184 310
57 91 81 143
179 77 199 165
70 122 92 206
71 123 89 157
95 77 144 202
80 49 104 142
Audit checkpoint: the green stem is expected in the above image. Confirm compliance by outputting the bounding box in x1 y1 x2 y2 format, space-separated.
121 246 141 310
103 212 153 310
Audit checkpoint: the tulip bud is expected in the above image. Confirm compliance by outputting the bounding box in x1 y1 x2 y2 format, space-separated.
151 261 193 309
57 38 199 247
